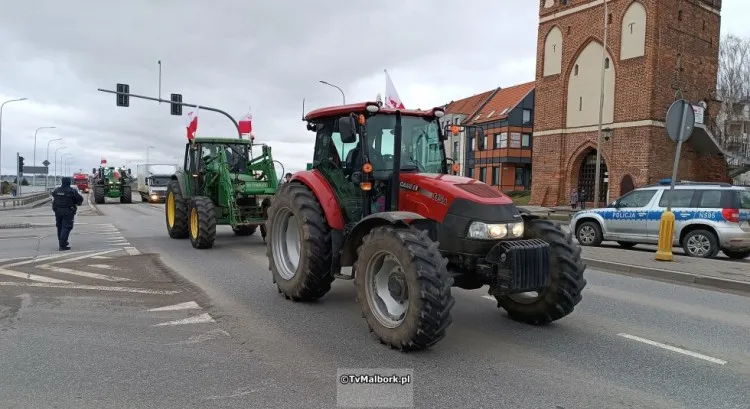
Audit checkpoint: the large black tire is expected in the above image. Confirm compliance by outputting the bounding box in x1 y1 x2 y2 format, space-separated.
165 180 189 239
188 196 216 249
354 226 455 351
494 218 587 325
233 225 257 236
723 249 750 259
266 182 333 301
121 185 132 203
94 185 105 204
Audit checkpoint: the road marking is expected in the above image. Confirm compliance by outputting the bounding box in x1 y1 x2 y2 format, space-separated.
0 268 74 283
0 256 34 263
124 247 141 256
168 329 231 345
0 281 181 294
49 248 121 264
617 333 727 365
153 313 215 326
87 264 120 270
91 256 112 259
148 301 201 311
2 249 103 267
37 264 133 282
481 295 495 301
0 236 37 241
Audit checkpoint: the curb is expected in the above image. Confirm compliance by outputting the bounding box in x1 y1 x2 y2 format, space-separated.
583 258 750 294
87 194 103 216
0 222 32 229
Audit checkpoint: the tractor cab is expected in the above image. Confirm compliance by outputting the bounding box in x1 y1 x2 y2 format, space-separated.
183 137 275 192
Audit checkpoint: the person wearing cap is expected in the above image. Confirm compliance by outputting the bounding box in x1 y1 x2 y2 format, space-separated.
51 176 84 251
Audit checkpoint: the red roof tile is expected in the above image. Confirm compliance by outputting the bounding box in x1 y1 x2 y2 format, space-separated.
466 81 535 124
444 89 497 116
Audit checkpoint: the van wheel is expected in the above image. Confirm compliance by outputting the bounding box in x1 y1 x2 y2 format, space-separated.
682 229 719 258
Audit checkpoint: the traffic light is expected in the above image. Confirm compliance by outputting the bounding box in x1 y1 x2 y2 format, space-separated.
116 83 130 107
170 93 183 115
18 156 24 173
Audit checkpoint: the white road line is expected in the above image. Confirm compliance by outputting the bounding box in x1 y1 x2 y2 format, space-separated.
0 256 34 264
0 268 74 283
148 301 201 311
49 248 121 264
153 313 215 326
0 282 181 294
124 247 141 256
37 264 132 282
2 249 102 267
0 237 38 241
617 333 728 365
109 242 131 246
90 256 112 259
87 264 120 270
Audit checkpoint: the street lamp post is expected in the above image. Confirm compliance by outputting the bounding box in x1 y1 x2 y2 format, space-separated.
0 98 28 182
61 155 72 178
33 126 56 188
593 0 609 208
318 81 346 104
45 137 63 191
56 151 69 185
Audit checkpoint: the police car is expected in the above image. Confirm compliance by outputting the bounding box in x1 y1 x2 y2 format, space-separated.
569 180 750 259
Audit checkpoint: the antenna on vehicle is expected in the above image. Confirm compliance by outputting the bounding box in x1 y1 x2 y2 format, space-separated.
301 98 305 121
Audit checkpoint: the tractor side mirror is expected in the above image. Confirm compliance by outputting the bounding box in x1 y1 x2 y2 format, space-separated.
338 116 357 144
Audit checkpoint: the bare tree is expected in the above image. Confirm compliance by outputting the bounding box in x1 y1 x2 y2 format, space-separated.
716 34 750 140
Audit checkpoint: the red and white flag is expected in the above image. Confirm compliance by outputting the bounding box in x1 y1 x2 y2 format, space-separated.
186 107 199 141
100 158 107 165
384 69 405 109
238 111 252 135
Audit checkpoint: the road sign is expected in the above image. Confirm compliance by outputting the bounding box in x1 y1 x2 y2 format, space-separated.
23 166 48 174
666 99 695 143
42 160 50 167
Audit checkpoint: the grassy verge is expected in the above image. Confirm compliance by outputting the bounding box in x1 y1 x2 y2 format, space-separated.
505 190 531 206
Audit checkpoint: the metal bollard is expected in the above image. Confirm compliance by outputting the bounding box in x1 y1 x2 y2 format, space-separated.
654 210 675 261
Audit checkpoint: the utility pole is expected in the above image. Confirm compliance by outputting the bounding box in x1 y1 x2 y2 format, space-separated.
593 0 609 208
33 126 56 189
158 60 162 104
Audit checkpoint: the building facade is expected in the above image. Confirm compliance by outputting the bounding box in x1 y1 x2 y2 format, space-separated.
441 89 498 175
530 0 729 207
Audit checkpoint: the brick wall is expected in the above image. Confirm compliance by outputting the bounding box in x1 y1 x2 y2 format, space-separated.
530 0 726 206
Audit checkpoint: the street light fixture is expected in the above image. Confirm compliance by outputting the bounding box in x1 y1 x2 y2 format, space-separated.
45 137 63 190
319 80 346 104
602 127 613 142
0 97 28 181
33 126 56 188
54 147 67 186
61 155 72 177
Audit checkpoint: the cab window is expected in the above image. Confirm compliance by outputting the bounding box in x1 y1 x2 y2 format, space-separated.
332 131 358 163
658 189 696 207
615 189 656 208
739 190 750 209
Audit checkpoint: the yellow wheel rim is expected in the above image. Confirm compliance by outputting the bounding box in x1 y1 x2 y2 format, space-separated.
166 192 175 227
190 207 199 239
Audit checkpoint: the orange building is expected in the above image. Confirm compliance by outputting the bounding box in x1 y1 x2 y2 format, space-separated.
444 82 536 192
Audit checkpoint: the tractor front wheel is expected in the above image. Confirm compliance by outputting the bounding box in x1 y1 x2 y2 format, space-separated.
188 196 216 249
493 218 587 325
121 185 132 203
94 185 105 204
165 180 189 239
266 182 333 301
355 226 455 351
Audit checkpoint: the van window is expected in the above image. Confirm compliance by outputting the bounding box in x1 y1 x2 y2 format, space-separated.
616 189 656 207
697 190 722 208
739 190 750 209
658 189 695 207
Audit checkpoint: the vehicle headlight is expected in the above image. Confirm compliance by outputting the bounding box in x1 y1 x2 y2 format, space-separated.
467 221 524 240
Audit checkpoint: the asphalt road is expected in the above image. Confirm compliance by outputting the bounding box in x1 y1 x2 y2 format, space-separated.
2 195 749 408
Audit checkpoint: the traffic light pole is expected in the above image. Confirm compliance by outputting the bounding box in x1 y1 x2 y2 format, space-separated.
16 152 21 196
97 88 243 138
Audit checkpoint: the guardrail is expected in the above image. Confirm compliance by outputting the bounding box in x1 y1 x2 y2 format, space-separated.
0 192 51 209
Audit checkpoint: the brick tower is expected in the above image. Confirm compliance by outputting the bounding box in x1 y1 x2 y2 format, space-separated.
530 0 728 207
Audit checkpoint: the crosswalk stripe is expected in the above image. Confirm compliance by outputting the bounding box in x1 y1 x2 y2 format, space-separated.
0 268 74 283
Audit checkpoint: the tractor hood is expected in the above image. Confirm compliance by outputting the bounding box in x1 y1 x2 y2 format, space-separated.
398 172 521 224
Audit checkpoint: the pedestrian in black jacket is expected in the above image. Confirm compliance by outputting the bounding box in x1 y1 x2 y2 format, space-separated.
51 177 84 251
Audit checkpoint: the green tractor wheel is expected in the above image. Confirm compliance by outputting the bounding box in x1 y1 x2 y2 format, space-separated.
165 180 189 239
188 196 217 249
94 186 105 204
120 185 133 203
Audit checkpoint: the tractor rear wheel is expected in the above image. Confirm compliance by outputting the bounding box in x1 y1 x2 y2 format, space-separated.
121 185 132 203
493 218 586 325
233 226 257 236
94 185 105 204
266 182 333 301
354 226 455 351
165 180 189 239
188 196 216 249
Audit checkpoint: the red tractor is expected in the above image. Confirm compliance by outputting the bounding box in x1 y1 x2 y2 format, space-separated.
265 101 586 351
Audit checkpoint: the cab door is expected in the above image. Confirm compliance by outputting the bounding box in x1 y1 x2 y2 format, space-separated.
646 188 697 241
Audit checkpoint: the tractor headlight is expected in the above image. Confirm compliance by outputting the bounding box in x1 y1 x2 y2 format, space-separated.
467 221 524 240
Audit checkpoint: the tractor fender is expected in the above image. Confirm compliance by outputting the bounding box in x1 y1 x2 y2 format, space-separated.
340 211 427 267
170 170 190 197
290 170 345 230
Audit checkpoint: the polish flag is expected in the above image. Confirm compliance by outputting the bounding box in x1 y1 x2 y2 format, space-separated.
186 107 199 141
238 112 252 135
100 158 107 165
384 69 405 109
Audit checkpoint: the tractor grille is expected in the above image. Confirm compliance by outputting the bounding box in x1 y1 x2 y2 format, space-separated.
455 183 504 198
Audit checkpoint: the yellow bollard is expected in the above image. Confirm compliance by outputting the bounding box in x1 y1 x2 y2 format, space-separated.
655 210 675 261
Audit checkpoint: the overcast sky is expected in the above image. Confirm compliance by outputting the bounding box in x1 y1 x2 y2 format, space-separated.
1 0 748 177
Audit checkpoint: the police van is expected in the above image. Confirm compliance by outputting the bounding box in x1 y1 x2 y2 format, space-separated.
569 180 750 259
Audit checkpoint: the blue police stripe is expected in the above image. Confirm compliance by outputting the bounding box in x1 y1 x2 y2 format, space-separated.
591 209 725 221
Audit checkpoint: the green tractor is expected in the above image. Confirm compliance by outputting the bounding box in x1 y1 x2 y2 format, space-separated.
165 137 280 249
92 165 133 204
